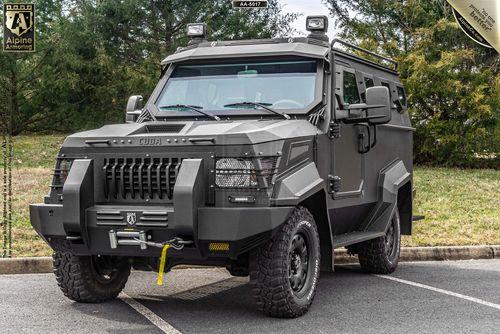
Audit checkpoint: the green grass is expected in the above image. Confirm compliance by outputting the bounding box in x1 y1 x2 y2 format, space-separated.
1 135 499 257
404 167 500 246
11 135 65 168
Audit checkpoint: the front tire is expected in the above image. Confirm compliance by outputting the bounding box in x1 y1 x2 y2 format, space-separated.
53 251 130 303
357 209 401 274
249 206 320 318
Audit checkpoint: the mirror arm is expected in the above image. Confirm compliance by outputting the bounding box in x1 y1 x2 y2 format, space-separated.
343 117 367 124
342 114 387 124
345 103 386 110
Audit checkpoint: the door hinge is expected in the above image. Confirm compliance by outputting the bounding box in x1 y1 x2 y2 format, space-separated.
329 122 341 139
328 175 341 193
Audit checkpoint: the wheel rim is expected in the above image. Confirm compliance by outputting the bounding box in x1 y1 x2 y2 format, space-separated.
91 255 123 284
288 232 310 295
385 217 396 256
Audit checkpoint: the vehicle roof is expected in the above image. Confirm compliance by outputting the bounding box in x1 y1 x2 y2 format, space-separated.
161 37 330 65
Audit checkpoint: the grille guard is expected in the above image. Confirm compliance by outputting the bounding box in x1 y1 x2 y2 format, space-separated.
103 157 181 200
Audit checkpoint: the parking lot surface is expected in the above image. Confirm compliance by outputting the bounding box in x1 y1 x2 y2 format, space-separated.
1 259 499 333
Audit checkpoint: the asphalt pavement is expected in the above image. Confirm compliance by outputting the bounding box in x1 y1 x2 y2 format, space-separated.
0 260 499 333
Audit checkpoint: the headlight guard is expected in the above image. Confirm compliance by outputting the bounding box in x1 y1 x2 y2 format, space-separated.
215 157 277 189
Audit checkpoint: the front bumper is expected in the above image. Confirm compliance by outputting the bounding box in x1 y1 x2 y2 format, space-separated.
31 157 293 262
30 203 293 259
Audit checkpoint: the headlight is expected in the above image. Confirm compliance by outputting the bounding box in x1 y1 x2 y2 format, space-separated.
215 157 277 189
55 158 73 186
215 158 258 188
59 159 73 184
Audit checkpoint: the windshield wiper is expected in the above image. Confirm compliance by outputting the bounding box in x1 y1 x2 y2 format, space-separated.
223 102 290 120
159 104 220 121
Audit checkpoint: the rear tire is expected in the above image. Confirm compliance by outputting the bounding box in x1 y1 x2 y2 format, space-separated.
53 250 130 303
249 206 320 318
357 209 401 274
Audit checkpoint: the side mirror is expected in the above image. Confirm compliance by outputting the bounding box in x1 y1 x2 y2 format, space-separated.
366 86 391 124
126 95 143 123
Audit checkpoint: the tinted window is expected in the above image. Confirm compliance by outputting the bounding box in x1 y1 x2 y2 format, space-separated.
397 86 407 106
381 82 393 104
381 82 391 94
364 77 374 88
156 60 317 115
343 71 360 104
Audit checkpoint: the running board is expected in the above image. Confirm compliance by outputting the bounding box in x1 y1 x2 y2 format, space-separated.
332 231 385 248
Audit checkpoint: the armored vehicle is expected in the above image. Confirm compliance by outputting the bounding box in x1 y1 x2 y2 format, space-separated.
30 16 413 318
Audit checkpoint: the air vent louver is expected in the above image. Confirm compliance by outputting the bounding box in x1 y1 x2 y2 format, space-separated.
131 123 185 134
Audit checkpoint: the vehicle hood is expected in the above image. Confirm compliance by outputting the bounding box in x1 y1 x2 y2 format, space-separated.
63 119 321 148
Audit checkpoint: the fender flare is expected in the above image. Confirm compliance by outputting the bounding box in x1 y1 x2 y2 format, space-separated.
274 162 326 206
274 162 335 272
363 159 411 234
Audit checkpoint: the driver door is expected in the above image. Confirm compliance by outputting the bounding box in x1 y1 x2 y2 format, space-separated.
331 67 366 199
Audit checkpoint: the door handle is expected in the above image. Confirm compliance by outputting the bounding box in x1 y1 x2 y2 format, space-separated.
355 124 371 154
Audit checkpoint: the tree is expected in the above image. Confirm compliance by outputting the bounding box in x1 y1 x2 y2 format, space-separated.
326 0 499 167
0 0 296 134
74 0 297 124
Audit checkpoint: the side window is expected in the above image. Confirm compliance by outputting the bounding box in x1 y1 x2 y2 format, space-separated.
381 81 394 105
397 86 407 106
343 71 360 104
364 77 374 88
381 82 391 96
360 76 374 102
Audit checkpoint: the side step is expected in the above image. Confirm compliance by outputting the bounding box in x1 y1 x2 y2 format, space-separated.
412 215 425 221
332 231 385 248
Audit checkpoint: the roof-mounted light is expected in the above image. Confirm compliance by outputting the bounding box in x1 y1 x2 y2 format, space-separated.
306 16 328 32
187 23 207 39
306 16 329 42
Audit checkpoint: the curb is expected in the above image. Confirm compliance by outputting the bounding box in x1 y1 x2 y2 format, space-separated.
1 245 499 275
333 245 500 264
0 257 53 275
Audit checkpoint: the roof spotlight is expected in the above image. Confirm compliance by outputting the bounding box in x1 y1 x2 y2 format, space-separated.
186 23 207 42
306 16 329 42
306 16 328 33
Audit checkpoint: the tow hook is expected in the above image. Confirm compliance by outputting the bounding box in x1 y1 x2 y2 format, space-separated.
133 236 193 250
133 236 193 286
108 231 193 285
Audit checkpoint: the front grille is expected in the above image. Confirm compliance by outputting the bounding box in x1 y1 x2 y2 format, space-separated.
103 157 182 200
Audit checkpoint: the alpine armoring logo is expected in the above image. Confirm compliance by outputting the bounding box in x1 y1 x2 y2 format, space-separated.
126 212 137 226
3 3 35 52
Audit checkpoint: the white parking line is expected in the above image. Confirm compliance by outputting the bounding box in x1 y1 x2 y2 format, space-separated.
375 275 500 311
119 292 182 334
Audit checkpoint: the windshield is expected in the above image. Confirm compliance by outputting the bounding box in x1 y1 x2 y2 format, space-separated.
155 60 318 116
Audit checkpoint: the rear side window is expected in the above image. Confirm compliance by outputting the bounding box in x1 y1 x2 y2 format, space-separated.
343 71 360 104
397 86 407 106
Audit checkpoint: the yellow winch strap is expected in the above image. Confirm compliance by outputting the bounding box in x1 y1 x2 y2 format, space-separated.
157 243 170 286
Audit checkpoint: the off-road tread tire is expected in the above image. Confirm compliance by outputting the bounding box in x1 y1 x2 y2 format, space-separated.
357 210 401 274
53 251 130 303
249 206 320 318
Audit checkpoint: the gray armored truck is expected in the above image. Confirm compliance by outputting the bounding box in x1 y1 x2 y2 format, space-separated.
30 16 413 318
